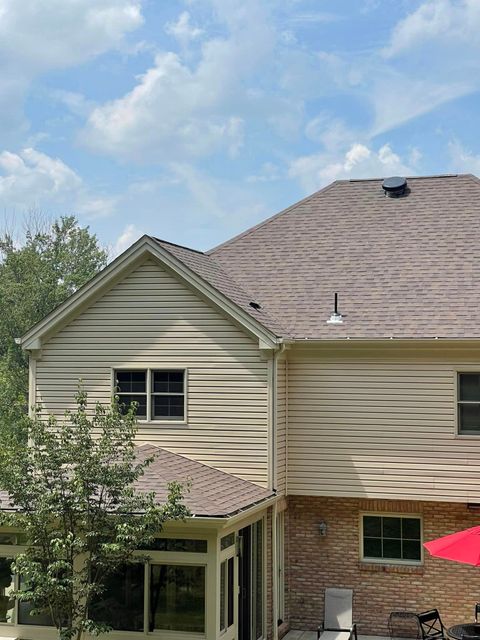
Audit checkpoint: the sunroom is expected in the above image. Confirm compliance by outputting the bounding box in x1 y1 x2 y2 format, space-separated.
0 446 276 640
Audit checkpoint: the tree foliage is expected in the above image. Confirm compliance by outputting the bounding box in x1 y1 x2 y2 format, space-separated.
0 392 189 640
0 216 107 402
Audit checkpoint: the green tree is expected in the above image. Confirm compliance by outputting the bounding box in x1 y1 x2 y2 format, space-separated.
0 216 107 402
0 392 188 640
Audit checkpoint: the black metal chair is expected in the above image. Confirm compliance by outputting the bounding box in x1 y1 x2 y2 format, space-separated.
388 611 421 640
416 609 446 640
462 635 480 640
475 603 480 623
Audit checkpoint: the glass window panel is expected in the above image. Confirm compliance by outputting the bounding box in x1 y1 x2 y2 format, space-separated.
363 537 382 558
363 516 381 537
153 395 184 420
402 540 422 561
145 538 207 553
0 533 19 545
221 533 235 551
459 374 480 401
402 518 421 540
153 371 184 394
18 573 54 627
118 395 147 418
220 561 226 632
383 539 402 559
89 563 144 632
227 557 234 628
0 558 15 624
253 520 263 640
383 517 401 538
459 403 480 433
150 565 205 633
115 370 146 394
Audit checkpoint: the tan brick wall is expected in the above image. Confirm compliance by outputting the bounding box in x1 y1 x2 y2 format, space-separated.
287 496 480 635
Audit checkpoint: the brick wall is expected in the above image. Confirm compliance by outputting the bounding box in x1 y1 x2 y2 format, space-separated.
287 496 480 635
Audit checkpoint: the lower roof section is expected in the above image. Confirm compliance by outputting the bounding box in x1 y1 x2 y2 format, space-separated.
134 444 274 518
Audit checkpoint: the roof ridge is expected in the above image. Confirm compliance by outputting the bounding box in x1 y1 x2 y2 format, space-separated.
207 179 340 255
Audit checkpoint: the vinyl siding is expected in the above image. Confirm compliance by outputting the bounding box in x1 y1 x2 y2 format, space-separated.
276 355 287 494
35 258 269 485
287 344 480 502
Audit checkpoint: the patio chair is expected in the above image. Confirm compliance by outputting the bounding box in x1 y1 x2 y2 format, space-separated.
416 609 446 640
317 587 358 640
388 610 421 639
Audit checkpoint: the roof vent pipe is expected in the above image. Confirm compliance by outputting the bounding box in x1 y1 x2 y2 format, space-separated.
382 176 407 198
327 292 343 324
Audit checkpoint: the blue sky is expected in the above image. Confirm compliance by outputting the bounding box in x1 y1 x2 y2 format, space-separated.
1 0 479 254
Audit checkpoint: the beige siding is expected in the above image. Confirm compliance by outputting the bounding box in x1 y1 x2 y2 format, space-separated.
287 345 480 502
276 355 287 494
35 258 269 485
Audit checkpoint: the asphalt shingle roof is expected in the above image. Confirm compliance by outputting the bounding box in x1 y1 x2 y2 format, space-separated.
208 174 480 339
153 238 290 337
134 444 273 517
0 445 274 518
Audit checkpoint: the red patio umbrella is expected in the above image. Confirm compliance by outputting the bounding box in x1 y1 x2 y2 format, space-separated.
424 526 480 566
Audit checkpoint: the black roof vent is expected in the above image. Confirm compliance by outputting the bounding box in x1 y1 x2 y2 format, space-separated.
382 176 407 198
249 301 261 311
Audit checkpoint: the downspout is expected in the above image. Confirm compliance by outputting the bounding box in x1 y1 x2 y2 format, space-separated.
271 343 285 640
272 499 278 640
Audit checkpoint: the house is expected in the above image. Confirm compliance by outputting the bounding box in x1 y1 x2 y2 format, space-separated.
4 173 480 640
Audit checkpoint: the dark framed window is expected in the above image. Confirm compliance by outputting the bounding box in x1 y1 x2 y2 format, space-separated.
152 370 185 420
149 564 205 633
362 515 422 564
115 370 147 419
114 369 185 422
90 563 145 632
458 373 480 434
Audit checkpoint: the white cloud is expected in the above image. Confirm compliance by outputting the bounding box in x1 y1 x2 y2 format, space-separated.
0 0 143 72
81 1 276 162
370 72 472 136
385 0 480 58
289 143 414 193
111 223 142 258
165 11 203 48
0 148 116 218
0 0 143 136
448 139 480 174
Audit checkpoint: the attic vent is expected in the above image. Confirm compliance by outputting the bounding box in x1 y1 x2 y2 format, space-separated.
249 301 261 311
382 176 407 198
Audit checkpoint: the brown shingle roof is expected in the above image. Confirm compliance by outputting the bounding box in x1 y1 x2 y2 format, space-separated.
208 174 480 339
134 444 273 517
153 238 290 337
0 446 274 518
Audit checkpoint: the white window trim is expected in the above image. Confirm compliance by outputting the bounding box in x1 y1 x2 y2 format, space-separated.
111 367 188 425
359 512 423 566
455 369 480 438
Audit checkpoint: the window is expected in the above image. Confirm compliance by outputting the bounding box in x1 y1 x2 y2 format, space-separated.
90 563 144 632
145 538 207 553
361 515 422 564
220 557 234 634
149 565 205 633
0 558 15 624
220 533 235 551
114 369 185 422
458 373 480 434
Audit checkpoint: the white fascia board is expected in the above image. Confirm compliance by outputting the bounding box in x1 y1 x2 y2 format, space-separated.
21 236 279 350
